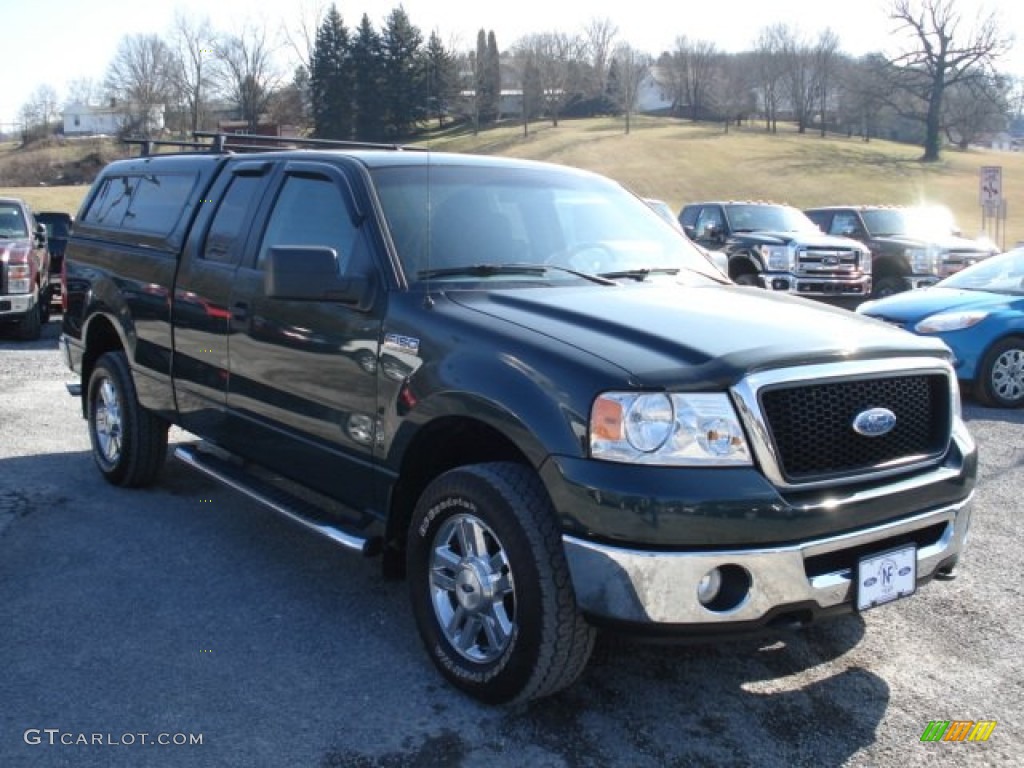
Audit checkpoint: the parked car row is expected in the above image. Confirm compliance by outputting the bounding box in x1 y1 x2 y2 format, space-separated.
676 201 997 302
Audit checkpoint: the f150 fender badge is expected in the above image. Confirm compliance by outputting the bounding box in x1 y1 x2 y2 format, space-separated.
852 407 897 437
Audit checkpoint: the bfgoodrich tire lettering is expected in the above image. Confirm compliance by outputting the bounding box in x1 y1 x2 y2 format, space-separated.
407 462 595 704
87 351 169 487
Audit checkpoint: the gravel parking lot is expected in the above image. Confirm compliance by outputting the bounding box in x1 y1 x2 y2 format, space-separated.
1 317 1021 767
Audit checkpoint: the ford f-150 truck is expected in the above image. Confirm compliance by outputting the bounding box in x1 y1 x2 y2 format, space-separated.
61 134 977 704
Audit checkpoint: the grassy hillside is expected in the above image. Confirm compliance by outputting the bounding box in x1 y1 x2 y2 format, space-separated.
2 118 1020 246
420 116 1023 248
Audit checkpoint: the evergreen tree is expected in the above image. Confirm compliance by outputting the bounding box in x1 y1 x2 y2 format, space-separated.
310 5 352 139
351 14 386 141
475 30 491 125
476 30 501 123
381 7 425 137
424 31 457 128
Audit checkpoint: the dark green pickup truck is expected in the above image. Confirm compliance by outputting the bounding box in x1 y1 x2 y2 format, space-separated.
61 135 976 704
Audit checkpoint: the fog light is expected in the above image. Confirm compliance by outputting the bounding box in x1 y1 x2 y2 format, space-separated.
697 568 723 605
772 278 790 290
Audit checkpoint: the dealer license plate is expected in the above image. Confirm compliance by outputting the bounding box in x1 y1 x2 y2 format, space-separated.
856 545 916 611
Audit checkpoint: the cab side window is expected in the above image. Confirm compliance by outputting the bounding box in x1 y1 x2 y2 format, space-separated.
202 174 262 265
257 175 360 273
695 207 723 239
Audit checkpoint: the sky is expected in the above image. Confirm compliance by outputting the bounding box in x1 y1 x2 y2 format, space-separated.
2 0 1022 128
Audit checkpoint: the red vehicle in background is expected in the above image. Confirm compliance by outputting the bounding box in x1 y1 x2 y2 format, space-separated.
0 197 51 340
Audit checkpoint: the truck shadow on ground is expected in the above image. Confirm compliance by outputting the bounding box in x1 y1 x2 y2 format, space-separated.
2 449 887 768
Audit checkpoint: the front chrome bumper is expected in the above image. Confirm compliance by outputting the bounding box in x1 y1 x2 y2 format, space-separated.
564 493 972 626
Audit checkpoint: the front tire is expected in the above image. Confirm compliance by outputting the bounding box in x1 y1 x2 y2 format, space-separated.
975 337 1024 408
17 296 42 341
407 462 595 704
87 351 169 486
872 276 906 299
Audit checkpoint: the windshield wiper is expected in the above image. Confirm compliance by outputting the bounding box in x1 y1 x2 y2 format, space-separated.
597 267 680 281
418 263 616 285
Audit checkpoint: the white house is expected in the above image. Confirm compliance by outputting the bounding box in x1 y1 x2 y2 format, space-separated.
63 102 165 136
635 67 674 114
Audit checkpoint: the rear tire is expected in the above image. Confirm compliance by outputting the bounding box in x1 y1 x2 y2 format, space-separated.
407 462 595 704
87 351 169 486
975 338 1024 408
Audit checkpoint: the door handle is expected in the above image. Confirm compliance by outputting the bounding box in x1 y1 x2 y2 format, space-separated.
231 301 249 321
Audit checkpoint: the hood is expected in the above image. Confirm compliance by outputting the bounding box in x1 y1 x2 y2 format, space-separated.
858 286 1017 324
730 230 863 250
873 233 997 255
448 283 948 387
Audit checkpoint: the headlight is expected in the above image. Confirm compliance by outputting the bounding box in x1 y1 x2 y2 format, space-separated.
914 310 989 334
760 245 792 271
907 246 938 275
7 264 31 294
860 250 872 273
591 392 752 466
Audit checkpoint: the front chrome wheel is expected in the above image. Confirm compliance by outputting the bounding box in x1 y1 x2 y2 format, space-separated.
429 514 516 664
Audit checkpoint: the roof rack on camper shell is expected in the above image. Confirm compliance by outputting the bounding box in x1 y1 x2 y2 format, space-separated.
123 131 425 156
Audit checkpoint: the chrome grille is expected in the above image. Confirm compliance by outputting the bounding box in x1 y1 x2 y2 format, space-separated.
731 360 955 489
760 375 950 482
797 247 861 275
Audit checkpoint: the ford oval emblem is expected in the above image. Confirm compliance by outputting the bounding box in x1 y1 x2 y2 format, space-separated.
852 407 897 437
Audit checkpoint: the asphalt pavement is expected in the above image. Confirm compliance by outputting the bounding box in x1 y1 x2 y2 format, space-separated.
1 317 1021 767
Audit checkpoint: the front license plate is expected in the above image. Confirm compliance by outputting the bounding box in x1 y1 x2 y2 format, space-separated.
856 545 916 611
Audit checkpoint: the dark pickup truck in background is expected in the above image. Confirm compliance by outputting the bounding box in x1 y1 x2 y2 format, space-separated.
61 135 976 704
804 205 999 298
1 196 51 339
35 210 73 309
678 201 872 300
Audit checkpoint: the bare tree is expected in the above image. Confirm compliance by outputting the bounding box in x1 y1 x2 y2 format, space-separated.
582 18 618 104
19 84 60 140
612 44 650 134
668 36 718 121
885 0 1010 161
65 78 101 106
754 25 787 133
716 52 758 132
943 74 1008 149
516 32 584 127
104 33 177 136
815 28 841 136
172 13 219 135
219 25 283 132
280 0 326 71
779 27 818 133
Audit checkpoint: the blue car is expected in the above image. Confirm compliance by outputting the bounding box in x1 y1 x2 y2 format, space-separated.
858 247 1024 407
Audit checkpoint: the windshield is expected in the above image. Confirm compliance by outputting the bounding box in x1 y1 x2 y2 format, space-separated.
723 204 818 233
371 163 722 286
941 248 1024 295
0 203 29 238
862 206 960 238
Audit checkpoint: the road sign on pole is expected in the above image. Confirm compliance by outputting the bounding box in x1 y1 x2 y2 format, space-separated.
980 166 1002 208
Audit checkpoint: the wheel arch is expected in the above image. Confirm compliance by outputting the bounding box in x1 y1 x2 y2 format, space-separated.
382 415 535 578
79 313 128 418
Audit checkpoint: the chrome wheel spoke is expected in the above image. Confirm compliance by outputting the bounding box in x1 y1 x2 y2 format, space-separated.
456 517 488 559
